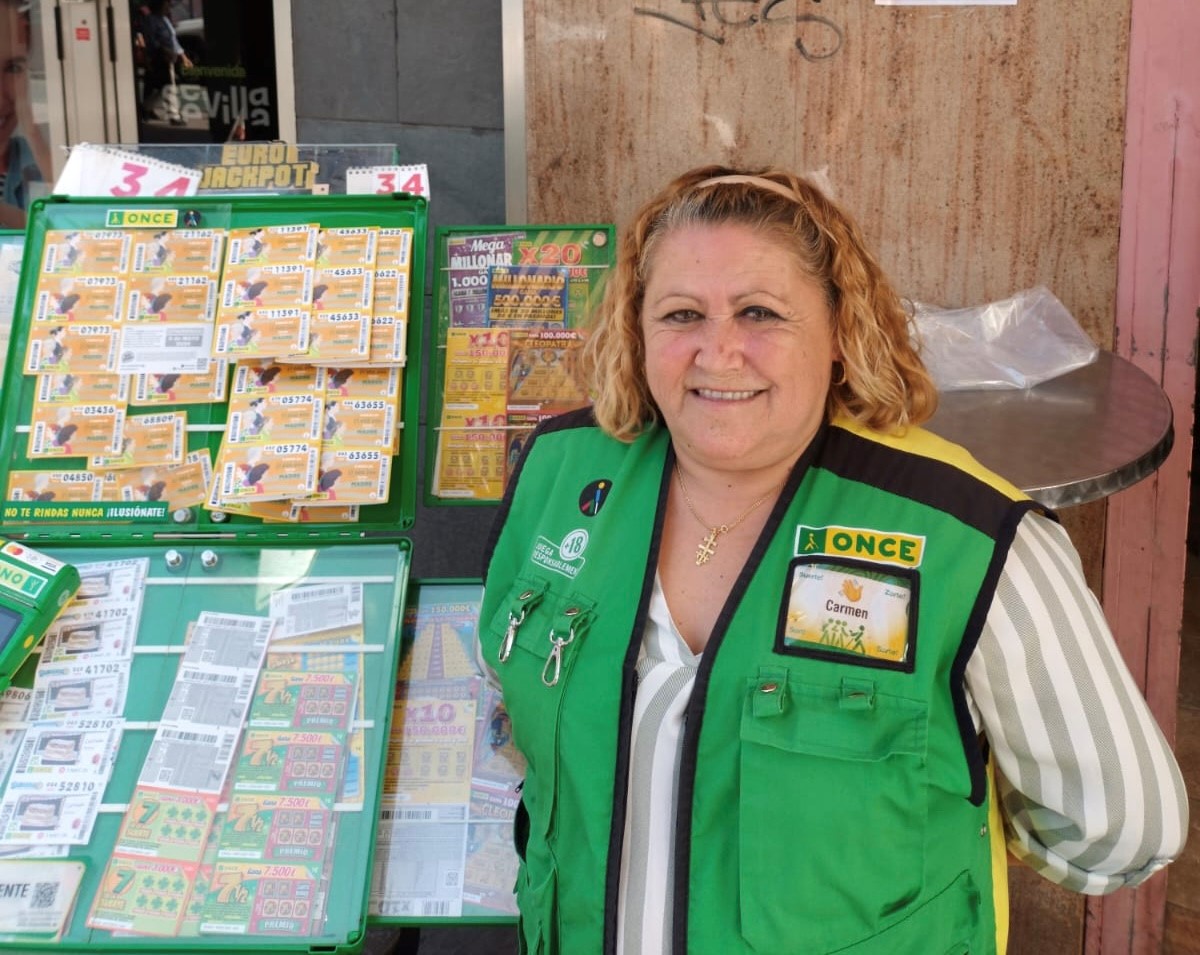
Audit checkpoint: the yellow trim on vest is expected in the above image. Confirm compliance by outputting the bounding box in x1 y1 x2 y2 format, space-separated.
988 755 1010 954
831 416 1031 504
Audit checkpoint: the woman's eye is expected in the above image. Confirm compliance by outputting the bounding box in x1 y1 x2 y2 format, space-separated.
661 309 702 324
742 306 781 322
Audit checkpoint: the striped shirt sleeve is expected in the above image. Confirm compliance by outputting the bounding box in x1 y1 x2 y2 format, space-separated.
965 510 1189 894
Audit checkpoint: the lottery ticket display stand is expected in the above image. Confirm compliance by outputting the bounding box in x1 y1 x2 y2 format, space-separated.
0 193 428 952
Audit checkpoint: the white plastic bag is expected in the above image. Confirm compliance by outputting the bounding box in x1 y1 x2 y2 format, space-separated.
912 286 1099 391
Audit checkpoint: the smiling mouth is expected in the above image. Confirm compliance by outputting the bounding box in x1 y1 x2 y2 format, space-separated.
693 388 761 401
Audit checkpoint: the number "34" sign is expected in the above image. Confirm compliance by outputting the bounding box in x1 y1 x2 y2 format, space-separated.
345 164 430 200
54 144 201 198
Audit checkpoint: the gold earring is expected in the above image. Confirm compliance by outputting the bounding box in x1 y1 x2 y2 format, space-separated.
831 361 847 387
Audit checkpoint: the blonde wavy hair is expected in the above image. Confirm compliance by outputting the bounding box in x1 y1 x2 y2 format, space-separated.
581 165 937 441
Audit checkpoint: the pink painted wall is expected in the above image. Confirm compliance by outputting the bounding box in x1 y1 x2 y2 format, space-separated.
1095 0 1200 950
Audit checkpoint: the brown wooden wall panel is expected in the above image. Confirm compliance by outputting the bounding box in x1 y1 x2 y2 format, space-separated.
524 1 1129 345
522 3 1134 952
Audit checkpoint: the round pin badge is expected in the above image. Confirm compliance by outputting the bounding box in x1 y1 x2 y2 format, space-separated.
578 479 612 516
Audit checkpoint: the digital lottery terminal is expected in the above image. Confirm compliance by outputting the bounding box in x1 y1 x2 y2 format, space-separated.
0 541 81 692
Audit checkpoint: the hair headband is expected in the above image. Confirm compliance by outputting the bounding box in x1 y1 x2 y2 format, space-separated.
693 174 802 203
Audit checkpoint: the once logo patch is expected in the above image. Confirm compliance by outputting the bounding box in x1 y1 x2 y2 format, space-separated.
793 524 925 568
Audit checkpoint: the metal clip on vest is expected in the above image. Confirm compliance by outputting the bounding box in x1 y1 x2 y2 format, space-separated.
541 625 576 687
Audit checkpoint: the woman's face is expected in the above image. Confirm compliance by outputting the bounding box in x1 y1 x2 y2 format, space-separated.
0 19 28 139
641 222 838 477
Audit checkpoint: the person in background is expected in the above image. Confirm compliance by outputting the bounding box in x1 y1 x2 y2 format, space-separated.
0 0 50 228
478 165 1188 953
139 0 190 126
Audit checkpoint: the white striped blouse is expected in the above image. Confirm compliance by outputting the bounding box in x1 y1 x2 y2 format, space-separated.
615 510 1189 954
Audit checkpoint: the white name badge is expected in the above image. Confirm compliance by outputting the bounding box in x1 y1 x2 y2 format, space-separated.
346 163 430 200
778 559 916 670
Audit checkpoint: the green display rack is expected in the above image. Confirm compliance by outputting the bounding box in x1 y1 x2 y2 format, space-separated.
424 224 615 506
0 193 427 953
1 193 427 537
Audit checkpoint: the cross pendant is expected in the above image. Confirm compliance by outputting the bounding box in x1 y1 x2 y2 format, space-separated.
695 529 719 566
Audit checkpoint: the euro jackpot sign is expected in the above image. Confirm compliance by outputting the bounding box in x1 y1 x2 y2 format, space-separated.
197 143 318 193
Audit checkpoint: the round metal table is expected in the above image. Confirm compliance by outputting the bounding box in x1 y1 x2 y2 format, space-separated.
925 351 1175 509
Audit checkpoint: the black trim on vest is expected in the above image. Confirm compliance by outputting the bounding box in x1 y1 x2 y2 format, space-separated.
602 447 673 955
818 427 1018 539
671 422 830 955
953 499 1040 805
481 406 603 575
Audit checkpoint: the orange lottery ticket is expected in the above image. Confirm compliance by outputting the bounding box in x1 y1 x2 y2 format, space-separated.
33 276 126 324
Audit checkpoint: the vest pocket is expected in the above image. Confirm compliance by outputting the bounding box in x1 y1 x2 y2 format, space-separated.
737 675 929 953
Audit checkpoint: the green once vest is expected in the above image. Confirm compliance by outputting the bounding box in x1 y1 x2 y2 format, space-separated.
480 409 1040 955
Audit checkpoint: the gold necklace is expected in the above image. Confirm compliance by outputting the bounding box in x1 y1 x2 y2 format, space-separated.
674 463 780 566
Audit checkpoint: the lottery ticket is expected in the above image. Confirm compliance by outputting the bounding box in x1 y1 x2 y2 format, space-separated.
231 360 326 395
247 502 361 524
117 322 215 376
199 861 322 935
319 398 394 448
269 582 363 638
216 442 319 502
0 780 103 845
0 859 86 941
27 402 124 459
130 229 225 275
220 264 313 312
137 724 242 795
324 365 400 400
40 231 130 276
28 664 129 721
87 855 194 935
9 719 123 780
88 411 186 471
214 794 334 864
24 323 119 375
33 275 125 324
6 471 100 503
225 391 322 445
113 786 219 863
248 671 356 732
376 227 413 270
301 448 389 506
160 666 258 730
462 822 519 915
315 227 377 267
125 275 219 323
110 448 212 510
311 266 373 312
213 307 310 359
35 372 129 406
288 309 370 364
371 268 409 317
224 224 318 268
40 612 137 664
70 557 148 617
131 362 229 405
0 688 32 722
182 612 274 671
232 730 347 796
365 314 407 365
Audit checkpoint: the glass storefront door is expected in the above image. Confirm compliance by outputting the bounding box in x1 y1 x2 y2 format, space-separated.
3 0 294 227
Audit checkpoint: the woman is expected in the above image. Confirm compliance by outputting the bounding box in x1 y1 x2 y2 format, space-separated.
0 0 51 228
478 166 1187 954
